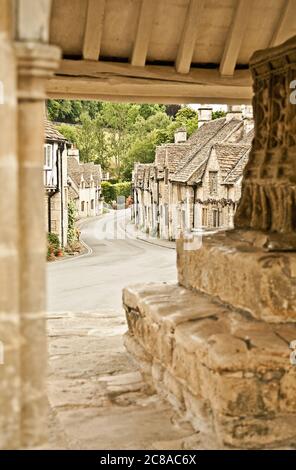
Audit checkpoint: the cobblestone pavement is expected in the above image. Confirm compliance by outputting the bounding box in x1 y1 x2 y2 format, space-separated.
47 311 201 450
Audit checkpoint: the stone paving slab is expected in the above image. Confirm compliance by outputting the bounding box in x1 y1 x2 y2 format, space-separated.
47 310 200 450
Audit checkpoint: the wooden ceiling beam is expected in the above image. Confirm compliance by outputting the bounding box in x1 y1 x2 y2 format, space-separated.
82 0 106 61
47 71 252 103
175 0 205 74
57 59 252 87
269 0 296 47
219 0 253 77
131 0 157 67
47 92 251 105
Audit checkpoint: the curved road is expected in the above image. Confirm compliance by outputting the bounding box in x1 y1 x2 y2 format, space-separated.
47 209 176 313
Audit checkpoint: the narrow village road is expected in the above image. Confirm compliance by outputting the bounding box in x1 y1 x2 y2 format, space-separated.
46 211 200 450
47 209 176 313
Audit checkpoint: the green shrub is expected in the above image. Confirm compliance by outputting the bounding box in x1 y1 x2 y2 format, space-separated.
101 181 132 203
101 181 117 203
67 200 78 244
114 182 132 200
47 232 60 249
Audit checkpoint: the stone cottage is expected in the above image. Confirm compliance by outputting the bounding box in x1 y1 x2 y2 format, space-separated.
67 147 103 219
44 118 69 247
133 106 254 240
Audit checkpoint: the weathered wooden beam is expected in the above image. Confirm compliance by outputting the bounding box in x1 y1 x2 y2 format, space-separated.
47 91 251 105
131 0 157 67
82 0 106 60
175 0 205 74
269 0 296 47
219 0 253 77
47 73 252 103
57 59 252 87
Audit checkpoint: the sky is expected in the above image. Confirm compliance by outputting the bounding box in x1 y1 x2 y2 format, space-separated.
189 104 228 112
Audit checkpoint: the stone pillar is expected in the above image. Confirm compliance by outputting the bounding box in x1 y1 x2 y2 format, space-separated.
235 35 296 251
0 0 21 450
15 42 60 447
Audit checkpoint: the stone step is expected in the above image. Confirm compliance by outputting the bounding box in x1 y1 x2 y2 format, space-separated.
123 282 296 449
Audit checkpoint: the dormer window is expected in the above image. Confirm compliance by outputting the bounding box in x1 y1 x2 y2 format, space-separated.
44 144 52 169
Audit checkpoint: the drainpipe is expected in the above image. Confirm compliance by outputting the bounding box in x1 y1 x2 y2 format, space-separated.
59 143 65 247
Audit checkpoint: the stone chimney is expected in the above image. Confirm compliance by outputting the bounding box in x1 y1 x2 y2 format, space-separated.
241 105 254 134
174 127 187 143
68 144 80 162
226 105 243 121
241 104 253 119
197 106 213 127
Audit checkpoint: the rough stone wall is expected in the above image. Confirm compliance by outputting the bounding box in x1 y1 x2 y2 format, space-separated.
235 36 296 243
123 282 296 449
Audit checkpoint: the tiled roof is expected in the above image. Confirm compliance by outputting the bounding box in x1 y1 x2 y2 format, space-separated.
68 156 102 187
133 163 147 187
44 119 68 143
214 143 250 179
223 149 251 184
240 128 254 145
172 117 242 184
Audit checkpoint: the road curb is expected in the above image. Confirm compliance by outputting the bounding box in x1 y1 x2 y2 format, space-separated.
125 222 176 250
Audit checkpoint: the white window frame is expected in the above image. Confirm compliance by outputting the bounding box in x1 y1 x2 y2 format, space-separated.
44 144 53 169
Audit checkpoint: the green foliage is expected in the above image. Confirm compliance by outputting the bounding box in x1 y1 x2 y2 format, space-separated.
101 181 117 203
47 232 60 249
114 182 132 200
47 99 102 123
48 100 201 182
212 110 227 120
57 123 78 145
101 181 131 203
47 232 61 260
67 200 77 244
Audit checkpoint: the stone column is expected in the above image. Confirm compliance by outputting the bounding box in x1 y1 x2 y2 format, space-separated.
15 42 60 447
0 0 21 450
234 35 296 251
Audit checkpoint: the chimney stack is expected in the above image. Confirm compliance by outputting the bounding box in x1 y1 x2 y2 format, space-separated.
198 106 213 128
68 144 80 162
226 105 243 121
174 127 187 143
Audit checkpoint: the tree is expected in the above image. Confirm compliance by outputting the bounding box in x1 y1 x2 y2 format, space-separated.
212 110 226 120
49 101 202 182
47 99 102 123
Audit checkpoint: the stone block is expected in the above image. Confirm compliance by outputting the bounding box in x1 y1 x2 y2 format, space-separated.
123 282 296 448
177 233 296 323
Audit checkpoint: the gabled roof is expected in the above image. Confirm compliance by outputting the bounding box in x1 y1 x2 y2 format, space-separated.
133 163 147 187
171 117 243 184
214 143 250 180
240 128 254 145
44 119 68 143
68 156 102 187
155 142 192 177
223 149 251 184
